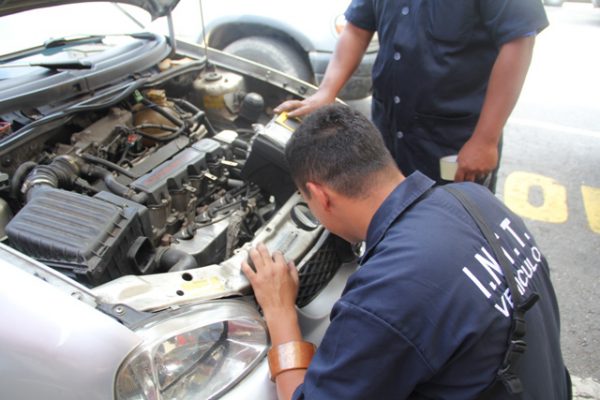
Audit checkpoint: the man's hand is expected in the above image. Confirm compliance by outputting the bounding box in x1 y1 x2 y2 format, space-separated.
241 243 299 319
274 22 374 119
274 90 336 118
454 135 499 183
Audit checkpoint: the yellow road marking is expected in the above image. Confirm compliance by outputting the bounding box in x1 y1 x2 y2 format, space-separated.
581 186 600 233
504 172 568 223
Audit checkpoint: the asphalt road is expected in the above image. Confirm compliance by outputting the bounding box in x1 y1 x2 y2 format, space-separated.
495 2 600 386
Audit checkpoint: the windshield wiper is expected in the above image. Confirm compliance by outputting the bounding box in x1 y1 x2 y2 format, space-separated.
43 35 105 49
32 60 93 70
0 60 93 70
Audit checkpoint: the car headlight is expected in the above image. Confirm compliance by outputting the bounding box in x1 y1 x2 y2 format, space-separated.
115 299 268 400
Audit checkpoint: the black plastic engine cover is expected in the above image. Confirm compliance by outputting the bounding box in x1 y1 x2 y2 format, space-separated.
242 133 296 205
6 188 154 285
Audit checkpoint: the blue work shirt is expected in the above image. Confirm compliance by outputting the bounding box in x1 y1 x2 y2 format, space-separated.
345 1 549 182
292 172 568 399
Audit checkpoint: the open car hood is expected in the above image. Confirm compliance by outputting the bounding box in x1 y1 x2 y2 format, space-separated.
0 0 181 19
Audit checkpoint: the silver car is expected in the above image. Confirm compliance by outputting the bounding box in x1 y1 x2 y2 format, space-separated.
0 1 357 399
167 0 378 102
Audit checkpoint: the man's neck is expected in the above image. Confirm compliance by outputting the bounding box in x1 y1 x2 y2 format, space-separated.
343 168 405 242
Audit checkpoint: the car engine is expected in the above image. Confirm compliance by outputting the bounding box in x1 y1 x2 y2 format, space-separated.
0 60 300 287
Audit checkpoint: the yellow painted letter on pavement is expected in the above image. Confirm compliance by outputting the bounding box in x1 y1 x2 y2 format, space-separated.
582 186 600 234
504 172 568 223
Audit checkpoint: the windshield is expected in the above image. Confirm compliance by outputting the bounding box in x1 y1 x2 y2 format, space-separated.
0 3 152 57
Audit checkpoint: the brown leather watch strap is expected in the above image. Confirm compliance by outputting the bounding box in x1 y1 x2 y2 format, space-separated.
267 341 317 382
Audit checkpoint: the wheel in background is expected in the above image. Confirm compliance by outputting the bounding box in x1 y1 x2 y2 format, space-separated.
543 0 564 6
223 36 313 83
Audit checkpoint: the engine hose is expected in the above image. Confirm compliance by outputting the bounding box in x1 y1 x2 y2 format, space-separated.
23 155 81 202
11 161 37 199
84 164 148 204
232 138 250 151
80 153 135 179
171 98 206 123
172 98 201 114
232 147 248 159
227 178 244 189
141 98 184 127
173 98 217 136
157 247 198 272
135 123 179 132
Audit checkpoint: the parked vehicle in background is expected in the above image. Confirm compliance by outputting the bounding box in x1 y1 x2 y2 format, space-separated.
0 1 356 399
543 0 600 7
167 0 378 102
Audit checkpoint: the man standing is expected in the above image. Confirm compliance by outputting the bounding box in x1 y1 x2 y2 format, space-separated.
242 104 570 399
275 0 549 190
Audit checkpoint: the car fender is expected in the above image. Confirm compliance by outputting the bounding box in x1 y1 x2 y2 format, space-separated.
0 245 141 400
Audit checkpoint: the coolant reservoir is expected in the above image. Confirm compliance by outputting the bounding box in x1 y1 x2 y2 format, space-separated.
192 69 246 122
133 89 180 141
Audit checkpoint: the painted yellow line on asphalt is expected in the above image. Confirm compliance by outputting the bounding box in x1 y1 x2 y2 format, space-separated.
504 171 568 223
581 186 600 234
507 118 600 140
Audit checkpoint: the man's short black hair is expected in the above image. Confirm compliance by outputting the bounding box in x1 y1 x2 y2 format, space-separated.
285 103 396 198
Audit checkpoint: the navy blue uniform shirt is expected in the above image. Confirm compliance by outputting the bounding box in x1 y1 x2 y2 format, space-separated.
292 172 568 399
345 0 549 182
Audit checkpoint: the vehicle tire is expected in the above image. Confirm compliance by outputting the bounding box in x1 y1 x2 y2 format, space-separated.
223 36 313 83
543 0 564 6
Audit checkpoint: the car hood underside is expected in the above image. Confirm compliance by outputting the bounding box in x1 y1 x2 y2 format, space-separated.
0 0 180 19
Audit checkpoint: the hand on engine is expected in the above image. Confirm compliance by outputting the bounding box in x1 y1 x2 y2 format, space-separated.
274 90 336 118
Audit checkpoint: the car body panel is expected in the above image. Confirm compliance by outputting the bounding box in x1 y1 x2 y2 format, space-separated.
0 244 142 400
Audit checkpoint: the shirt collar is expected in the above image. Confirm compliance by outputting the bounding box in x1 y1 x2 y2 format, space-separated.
362 171 435 262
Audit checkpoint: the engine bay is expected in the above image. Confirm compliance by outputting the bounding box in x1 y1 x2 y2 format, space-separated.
0 58 301 287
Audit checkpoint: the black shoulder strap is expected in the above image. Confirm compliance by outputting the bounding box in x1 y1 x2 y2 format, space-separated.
443 186 539 398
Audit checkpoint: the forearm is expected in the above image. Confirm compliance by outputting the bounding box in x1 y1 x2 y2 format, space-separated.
265 308 303 346
241 245 306 399
264 308 306 400
455 35 535 181
317 22 374 99
472 35 535 144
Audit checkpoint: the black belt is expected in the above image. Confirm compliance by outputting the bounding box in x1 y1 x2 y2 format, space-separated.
443 187 539 398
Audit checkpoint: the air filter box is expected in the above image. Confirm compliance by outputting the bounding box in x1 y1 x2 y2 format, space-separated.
6 188 155 285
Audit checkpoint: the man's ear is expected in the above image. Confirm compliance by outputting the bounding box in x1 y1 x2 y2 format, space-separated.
306 182 331 211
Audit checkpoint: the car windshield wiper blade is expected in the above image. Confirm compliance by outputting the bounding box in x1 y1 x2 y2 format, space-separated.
0 60 93 70
32 60 93 69
43 35 105 49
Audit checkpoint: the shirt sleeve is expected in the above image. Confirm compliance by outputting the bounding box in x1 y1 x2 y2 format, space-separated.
292 300 433 400
344 0 377 32
479 0 549 46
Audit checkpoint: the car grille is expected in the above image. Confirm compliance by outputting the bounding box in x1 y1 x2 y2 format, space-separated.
296 236 343 308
